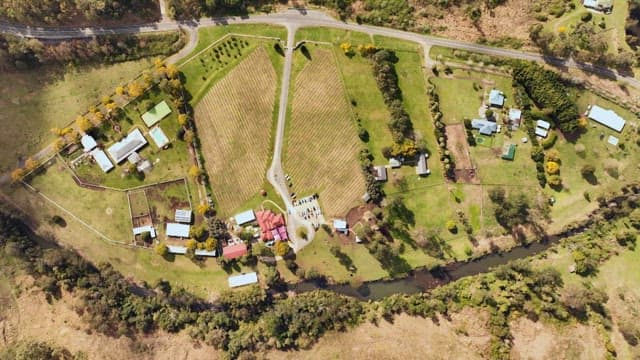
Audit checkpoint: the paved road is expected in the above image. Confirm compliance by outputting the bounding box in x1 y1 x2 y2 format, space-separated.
1 10 639 90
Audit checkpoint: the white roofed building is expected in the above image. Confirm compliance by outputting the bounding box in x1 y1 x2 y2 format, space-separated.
374 166 387 181
166 223 190 238
234 209 256 226
536 120 551 130
81 134 97 152
587 105 626 132
175 209 192 223
333 219 348 234
228 272 258 288
90 149 114 173
107 128 148 163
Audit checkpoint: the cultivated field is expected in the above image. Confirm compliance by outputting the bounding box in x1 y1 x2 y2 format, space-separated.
195 47 277 216
284 48 365 217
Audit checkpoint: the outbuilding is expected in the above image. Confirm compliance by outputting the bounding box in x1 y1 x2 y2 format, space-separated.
90 149 114 173
228 272 258 288
587 105 626 132
166 223 190 238
81 134 97 152
373 166 387 182
234 209 256 226
333 219 348 234
489 89 505 107
416 153 430 176
175 209 192 223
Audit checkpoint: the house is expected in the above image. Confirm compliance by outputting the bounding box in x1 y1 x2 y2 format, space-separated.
416 153 430 176
536 120 551 130
583 0 613 12
107 128 148 163
501 144 516 161
471 119 498 136
234 209 256 226
81 134 97 152
166 222 190 238
149 126 170 148
90 149 114 173
256 210 287 241
223 243 248 259
132 225 156 238
141 100 172 127
175 209 192 223
373 166 387 181
508 109 522 128
333 219 348 234
389 158 402 168
587 105 626 132
489 89 505 107
228 272 258 288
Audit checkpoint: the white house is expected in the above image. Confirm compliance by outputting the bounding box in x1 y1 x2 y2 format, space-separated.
107 128 148 163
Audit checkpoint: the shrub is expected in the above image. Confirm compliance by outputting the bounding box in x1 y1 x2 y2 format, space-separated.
541 132 558 149
155 243 169 257
604 158 620 177
575 143 586 156
580 164 596 178
581 12 592 22
545 149 561 163
446 220 458 233
547 175 562 187
274 241 290 257
296 227 308 240
545 161 560 174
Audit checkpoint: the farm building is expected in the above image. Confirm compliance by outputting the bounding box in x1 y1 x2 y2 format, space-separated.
535 120 551 138
416 153 430 176
166 222 190 238
223 243 248 259
334 219 348 234
167 245 187 255
235 209 256 226
149 126 170 148
587 105 626 132
583 0 613 12
81 134 97 152
195 249 217 257
509 109 522 128
107 128 148 163
90 149 114 173
228 272 258 288
501 144 516 161
142 100 172 127
132 225 156 238
389 158 402 168
471 119 497 136
489 89 505 107
256 210 288 241
175 209 192 223
373 166 388 181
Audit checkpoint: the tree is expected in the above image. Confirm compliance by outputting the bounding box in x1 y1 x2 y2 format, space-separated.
183 130 195 144
604 158 620 177
205 237 218 251
547 175 562 187
545 161 560 174
185 239 197 251
580 164 596 178
155 243 169 257
274 241 290 257
178 113 189 126
166 64 179 79
446 220 458 233
24 157 37 171
11 168 25 182
196 203 210 216
189 165 202 180
75 115 92 132
53 138 66 152
115 86 125 96
127 82 144 98
296 227 308 240
561 282 608 315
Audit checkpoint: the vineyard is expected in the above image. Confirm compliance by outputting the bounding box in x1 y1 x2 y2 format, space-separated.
285 48 365 217
195 47 277 216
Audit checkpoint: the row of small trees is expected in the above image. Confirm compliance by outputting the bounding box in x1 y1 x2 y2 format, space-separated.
426 81 456 179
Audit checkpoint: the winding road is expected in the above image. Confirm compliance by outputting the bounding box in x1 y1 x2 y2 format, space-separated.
3 8 639 251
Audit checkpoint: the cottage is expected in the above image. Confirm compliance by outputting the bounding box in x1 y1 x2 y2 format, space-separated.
141 100 172 127
416 153 430 176
256 210 287 241
373 166 388 181
489 89 505 108
107 128 148 163
175 209 192 223
166 222 190 238
228 272 258 288
471 119 498 136
194 249 217 257
90 149 114 173
81 134 97 152
167 245 187 255
333 219 348 234
234 209 256 226
587 105 626 132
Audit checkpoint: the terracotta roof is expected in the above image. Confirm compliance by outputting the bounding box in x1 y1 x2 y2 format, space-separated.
223 243 248 259
256 210 287 241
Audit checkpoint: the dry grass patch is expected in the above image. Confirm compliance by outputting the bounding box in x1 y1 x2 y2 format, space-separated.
195 47 277 216
285 49 365 217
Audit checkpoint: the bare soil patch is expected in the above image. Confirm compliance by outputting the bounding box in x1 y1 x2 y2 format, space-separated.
446 124 479 184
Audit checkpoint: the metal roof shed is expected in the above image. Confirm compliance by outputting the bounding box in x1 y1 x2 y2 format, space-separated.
166 223 190 238
107 128 148 163
234 209 256 226
90 149 114 173
489 89 505 107
536 120 551 130
333 219 347 232
228 272 258 288
588 105 626 132
141 100 172 127
167 245 187 254
175 209 192 223
81 134 97 152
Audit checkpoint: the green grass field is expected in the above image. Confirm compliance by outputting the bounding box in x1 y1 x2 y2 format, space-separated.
0 59 154 173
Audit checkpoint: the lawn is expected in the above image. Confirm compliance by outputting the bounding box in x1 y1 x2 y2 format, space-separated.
194 47 278 217
0 59 154 173
145 179 192 239
283 46 365 218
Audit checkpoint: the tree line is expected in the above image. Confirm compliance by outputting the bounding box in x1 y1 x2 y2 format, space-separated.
0 32 184 70
0 0 158 25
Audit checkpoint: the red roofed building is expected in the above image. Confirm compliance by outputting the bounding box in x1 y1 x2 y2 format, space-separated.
256 210 287 241
223 243 248 259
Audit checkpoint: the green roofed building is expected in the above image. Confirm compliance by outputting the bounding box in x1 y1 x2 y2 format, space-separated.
141 100 172 127
501 144 516 161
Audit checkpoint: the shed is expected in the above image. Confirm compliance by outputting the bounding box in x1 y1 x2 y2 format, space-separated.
223 243 248 259
90 149 114 173
535 128 549 138
607 135 619 146
501 144 516 161
127 152 141 165
489 89 505 107
132 225 156 238
81 134 97 152
234 209 256 226
362 192 371 202
228 272 258 288
194 249 217 257
508 109 522 122
416 153 430 176
107 128 148 163
536 120 551 130
373 166 387 181
167 245 187 255
587 105 626 132
141 100 172 127
166 223 190 238
333 219 348 233
389 158 402 168
175 209 192 223
149 126 170 148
